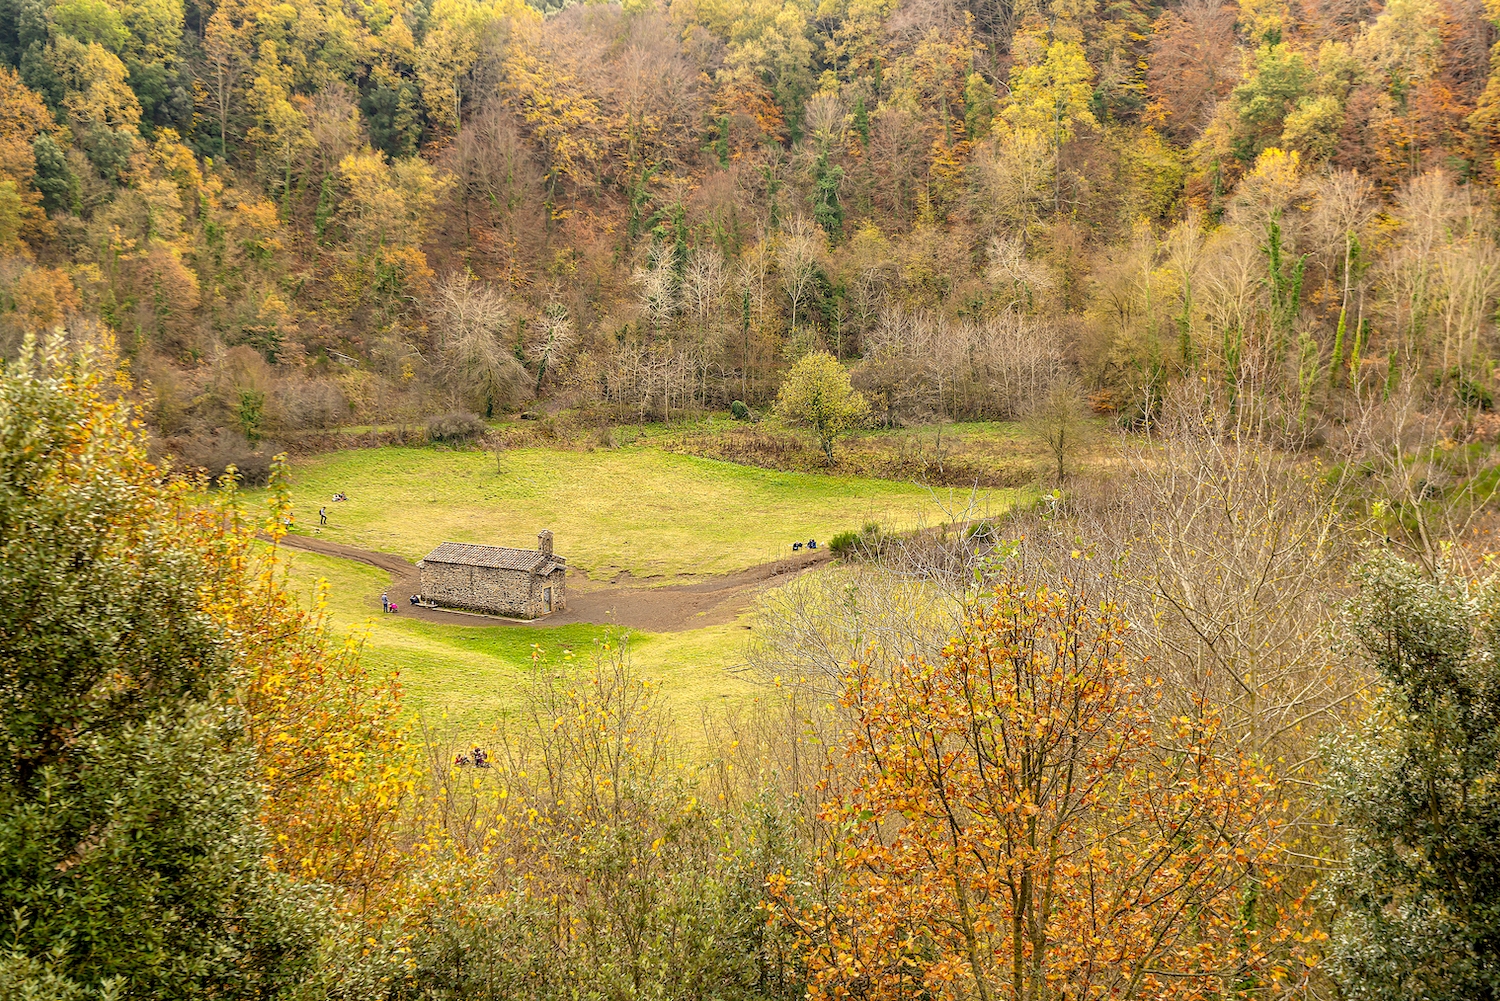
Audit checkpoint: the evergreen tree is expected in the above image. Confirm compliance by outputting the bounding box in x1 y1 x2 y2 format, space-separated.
1328 555 1500 1001
811 147 843 239
0 336 320 999
32 133 78 214
851 93 870 146
962 71 995 137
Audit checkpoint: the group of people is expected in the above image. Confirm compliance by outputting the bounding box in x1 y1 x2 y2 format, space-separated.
378 593 429 613
791 538 818 551
454 746 490 768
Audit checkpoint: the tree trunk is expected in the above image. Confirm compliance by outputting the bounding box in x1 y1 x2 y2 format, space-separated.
952 875 994 1001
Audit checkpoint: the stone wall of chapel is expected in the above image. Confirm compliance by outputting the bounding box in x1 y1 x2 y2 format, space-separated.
420 564 542 618
543 567 566 611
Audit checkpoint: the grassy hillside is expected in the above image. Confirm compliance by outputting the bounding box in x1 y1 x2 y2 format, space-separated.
272 444 1022 578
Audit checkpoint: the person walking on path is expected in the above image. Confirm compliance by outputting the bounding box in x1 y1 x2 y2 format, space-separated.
381 593 389 612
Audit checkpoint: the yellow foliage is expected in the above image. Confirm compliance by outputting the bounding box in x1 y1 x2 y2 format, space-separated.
151 128 205 193
499 19 606 188
336 147 449 253
49 36 142 133
247 39 312 180
417 0 536 131
0 180 23 254
1232 146 1306 225
999 29 1096 150
227 194 286 259
202 469 420 913
0 67 59 192
1238 0 1290 43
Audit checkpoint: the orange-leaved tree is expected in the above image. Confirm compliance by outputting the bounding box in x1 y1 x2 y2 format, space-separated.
241 471 417 906
204 467 417 914
770 574 1318 1001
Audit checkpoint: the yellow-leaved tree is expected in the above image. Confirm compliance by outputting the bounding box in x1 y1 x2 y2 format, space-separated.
775 350 870 464
218 474 418 912
997 25 1096 213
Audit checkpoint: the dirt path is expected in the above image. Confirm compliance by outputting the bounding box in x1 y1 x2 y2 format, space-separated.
271 533 831 632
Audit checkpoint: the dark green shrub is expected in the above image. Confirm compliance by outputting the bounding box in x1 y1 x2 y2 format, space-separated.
0 340 320 999
829 529 859 554
830 521 882 559
965 520 997 543
730 400 752 421
1328 555 1500 1000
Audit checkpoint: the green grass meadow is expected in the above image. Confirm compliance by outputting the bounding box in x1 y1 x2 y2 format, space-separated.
256 440 1025 735
279 547 759 734
271 445 1020 578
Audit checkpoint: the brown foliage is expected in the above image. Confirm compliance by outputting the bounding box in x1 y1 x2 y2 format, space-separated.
1147 0 1240 141
771 575 1320 1001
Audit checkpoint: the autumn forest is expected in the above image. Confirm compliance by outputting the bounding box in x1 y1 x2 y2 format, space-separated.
3 0 1499 444
3 0 1500 997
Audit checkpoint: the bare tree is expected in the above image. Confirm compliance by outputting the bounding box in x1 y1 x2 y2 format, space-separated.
970 133 1053 244
776 217 824 334
445 101 545 259
803 93 844 142
304 83 362 181
529 300 575 393
1113 387 1367 767
858 307 1065 421
681 246 727 331
986 234 1057 314
743 563 965 696
431 270 529 417
633 242 679 334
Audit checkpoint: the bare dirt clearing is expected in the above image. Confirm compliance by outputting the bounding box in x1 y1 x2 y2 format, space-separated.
273 533 831 632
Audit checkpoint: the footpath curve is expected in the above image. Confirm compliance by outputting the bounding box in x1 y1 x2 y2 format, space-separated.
270 533 831 632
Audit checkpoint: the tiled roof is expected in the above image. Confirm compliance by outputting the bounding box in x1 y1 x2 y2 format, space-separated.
419 541 565 573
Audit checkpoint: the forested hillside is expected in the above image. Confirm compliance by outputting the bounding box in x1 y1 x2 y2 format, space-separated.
3 0 1499 463
9 2 1500 997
